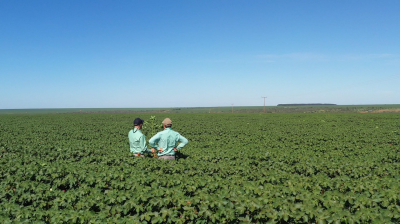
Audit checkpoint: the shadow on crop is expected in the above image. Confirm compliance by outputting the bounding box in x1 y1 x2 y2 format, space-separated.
175 151 189 160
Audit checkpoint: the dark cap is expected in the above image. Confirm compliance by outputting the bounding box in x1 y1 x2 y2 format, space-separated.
133 118 144 126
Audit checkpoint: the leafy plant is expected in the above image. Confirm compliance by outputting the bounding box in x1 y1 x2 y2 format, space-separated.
142 115 162 157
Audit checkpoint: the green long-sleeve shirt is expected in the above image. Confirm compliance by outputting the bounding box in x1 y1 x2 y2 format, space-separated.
149 128 188 156
128 128 151 154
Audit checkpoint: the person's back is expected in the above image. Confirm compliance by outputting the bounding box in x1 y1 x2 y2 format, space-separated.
128 118 151 157
149 118 188 160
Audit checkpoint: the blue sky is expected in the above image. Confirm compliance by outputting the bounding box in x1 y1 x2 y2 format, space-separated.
1 0 399 109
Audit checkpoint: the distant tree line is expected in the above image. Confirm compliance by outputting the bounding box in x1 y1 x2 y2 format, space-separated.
277 103 337 106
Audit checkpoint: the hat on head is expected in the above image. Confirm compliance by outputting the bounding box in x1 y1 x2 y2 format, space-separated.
134 118 144 126
162 118 172 126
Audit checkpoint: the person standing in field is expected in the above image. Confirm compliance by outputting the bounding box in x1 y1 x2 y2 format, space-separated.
128 118 152 157
149 118 188 160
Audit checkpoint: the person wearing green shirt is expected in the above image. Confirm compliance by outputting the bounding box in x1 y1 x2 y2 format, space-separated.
149 118 188 160
128 118 152 157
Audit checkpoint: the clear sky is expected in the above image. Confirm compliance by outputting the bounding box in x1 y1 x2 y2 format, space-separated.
1 0 399 109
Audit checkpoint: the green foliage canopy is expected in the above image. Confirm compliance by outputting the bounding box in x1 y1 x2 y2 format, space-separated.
1 113 399 223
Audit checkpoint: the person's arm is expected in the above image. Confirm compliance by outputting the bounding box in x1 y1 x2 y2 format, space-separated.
176 134 188 150
149 132 161 151
140 135 151 153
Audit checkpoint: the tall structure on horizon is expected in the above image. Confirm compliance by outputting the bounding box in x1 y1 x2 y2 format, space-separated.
262 97 267 113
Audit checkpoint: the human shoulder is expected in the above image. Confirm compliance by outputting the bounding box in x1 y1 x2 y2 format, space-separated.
137 129 145 136
131 129 144 136
150 130 164 138
154 129 171 137
169 129 182 136
159 129 169 133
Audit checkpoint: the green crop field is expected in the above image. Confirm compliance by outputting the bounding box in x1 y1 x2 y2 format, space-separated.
1 113 400 223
